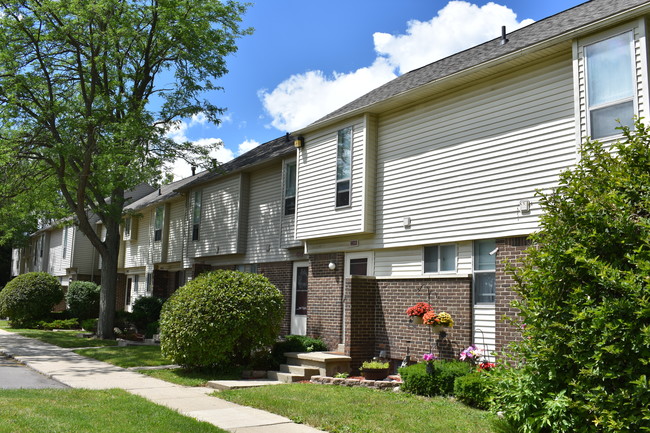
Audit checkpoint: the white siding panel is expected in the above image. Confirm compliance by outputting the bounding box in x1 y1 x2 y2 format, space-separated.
124 212 151 269
72 231 96 274
473 304 496 361
167 199 185 263
373 241 472 277
47 229 65 276
190 175 241 258
296 117 369 239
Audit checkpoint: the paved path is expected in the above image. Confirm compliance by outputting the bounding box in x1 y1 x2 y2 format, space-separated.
0 329 324 433
0 353 68 389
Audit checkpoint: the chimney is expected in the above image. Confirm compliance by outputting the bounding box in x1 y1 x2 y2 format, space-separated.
191 166 196 176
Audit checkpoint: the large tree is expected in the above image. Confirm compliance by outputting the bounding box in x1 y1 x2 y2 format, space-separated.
0 0 251 338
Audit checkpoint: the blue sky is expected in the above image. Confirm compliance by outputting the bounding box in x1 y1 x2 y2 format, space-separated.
168 0 584 179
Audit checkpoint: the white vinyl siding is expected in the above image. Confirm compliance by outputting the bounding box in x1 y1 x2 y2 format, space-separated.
577 20 648 142
47 228 71 276
189 174 242 258
72 230 96 275
296 116 374 240
473 304 496 360
374 242 472 277
124 213 151 268
167 199 185 263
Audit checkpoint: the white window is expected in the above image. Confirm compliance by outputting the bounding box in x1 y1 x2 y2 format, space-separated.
192 191 202 241
423 244 457 273
284 161 296 215
154 206 164 242
123 217 131 240
236 264 258 273
474 239 496 304
62 226 68 258
336 127 352 208
585 31 635 139
345 252 374 277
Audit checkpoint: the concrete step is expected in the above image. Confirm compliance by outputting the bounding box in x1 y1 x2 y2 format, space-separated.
267 370 306 383
285 351 351 377
207 379 283 391
280 364 320 377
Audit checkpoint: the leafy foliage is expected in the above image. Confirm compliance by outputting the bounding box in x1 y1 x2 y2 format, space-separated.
0 0 251 338
159 270 284 368
35 318 80 330
493 120 650 432
453 371 492 410
399 361 472 397
0 272 64 327
130 296 165 334
65 281 101 320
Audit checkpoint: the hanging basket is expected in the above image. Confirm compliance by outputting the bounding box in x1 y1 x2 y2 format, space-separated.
411 316 424 325
429 325 446 333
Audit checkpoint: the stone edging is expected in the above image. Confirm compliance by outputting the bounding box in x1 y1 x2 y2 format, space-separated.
310 375 401 391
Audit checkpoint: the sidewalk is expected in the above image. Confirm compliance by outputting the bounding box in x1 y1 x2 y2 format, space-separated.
0 329 324 433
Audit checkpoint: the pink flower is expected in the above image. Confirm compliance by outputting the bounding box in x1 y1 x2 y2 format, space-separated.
422 353 436 361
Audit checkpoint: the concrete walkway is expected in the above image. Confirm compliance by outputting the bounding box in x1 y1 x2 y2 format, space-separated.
0 329 324 433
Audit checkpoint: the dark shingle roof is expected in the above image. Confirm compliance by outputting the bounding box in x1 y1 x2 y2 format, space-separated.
308 0 650 128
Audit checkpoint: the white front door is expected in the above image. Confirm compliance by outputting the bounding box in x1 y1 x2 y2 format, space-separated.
291 261 309 335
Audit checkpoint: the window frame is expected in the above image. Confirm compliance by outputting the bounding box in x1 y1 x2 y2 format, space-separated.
423 244 457 274
283 160 297 216
192 190 202 241
473 239 496 305
62 226 68 259
583 29 637 140
154 206 164 242
335 126 353 208
345 252 374 278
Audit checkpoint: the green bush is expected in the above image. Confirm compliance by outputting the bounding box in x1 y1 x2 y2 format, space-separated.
159 270 284 368
495 120 650 432
131 296 164 333
454 371 492 409
65 281 100 320
399 361 472 397
36 318 79 330
81 318 98 333
270 334 328 368
0 272 64 327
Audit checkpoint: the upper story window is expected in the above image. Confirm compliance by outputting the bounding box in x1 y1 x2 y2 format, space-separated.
154 206 164 242
284 161 296 215
236 264 258 274
192 191 202 241
424 244 457 273
474 239 496 304
123 217 131 240
62 226 68 258
585 31 635 139
336 127 352 207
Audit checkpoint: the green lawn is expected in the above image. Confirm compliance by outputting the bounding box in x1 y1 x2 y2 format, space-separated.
140 366 243 386
0 320 117 348
0 388 227 433
219 383 495 433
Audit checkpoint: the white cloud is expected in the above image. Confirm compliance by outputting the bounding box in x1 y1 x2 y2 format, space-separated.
260 1 533 132
374 1 534 74
261 58 396 132
237 139 260 155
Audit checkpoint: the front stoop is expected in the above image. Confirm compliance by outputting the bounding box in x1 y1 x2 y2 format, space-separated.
267 351 351 382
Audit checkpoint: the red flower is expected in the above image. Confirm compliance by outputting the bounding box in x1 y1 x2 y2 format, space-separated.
406 302 432 317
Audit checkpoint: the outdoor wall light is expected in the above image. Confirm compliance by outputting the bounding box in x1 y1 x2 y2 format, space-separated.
294 136 304 148
328 262 336 270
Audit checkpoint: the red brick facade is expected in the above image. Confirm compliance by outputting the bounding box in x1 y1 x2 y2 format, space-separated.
306 253 345 350
258 261 294 336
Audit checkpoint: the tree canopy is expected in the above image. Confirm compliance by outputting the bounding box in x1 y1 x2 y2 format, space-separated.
0 0 251 337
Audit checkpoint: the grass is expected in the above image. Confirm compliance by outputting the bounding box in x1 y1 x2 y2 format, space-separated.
218 383 495 433
0 320 117 348
140 366 243 386
0 388 227 433
74 345 170 368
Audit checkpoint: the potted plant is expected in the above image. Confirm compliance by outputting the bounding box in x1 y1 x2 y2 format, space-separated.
359 360 390 380
406 302 432 324
422 310 454 332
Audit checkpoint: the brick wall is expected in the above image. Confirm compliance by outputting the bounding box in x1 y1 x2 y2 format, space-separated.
258 261 293 336
495 236 529 353
345 277 378 370
307 253 345 350
373 278 473 364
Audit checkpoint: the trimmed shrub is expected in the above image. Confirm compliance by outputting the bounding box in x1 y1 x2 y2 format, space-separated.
159 270 284 368
35 318 79 330
270 334 328 368
0 272 64 327
399 360 472 397
65 281 100 320
454 371 492 409
81 318 98 333
131 296 164 334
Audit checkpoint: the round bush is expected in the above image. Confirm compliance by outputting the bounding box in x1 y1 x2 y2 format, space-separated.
454 371 492 409
65 281 101 320
0 272 64 327
159 270 284 368
131 296 164 334
399 361 472 397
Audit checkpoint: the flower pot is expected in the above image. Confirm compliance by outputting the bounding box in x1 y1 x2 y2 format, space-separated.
361 368 390 381
429 325 446 333
411 316 424 325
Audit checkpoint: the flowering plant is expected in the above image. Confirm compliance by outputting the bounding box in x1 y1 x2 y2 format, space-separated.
422 310 454 327
422 353 437 362
459 344 483 363
477 362 495 372
406 302 432 317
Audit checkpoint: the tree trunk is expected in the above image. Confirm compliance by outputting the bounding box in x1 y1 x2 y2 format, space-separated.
96 221 121 339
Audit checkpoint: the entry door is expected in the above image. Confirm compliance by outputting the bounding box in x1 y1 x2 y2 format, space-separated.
291 262 309 335
125 278 133 311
